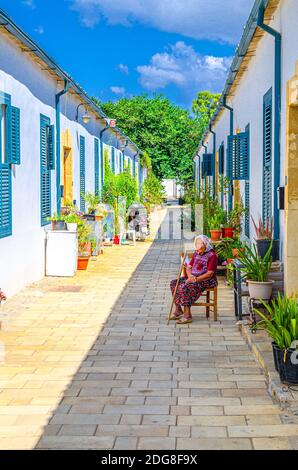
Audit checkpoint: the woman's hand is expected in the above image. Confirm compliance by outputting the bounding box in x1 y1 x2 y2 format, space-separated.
186 275 197 283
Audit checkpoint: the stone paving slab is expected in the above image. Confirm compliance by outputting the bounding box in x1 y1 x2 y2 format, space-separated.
0 207 297 449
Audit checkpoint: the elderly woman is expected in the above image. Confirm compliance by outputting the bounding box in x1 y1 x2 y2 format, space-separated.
170 235 218 324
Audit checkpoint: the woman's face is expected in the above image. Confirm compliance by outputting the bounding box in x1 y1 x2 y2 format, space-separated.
196 239 206 254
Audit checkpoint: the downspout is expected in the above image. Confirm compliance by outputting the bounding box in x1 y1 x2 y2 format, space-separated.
202 144 207 192
55 79 69 216
223 95 234 213
257 2 281 240
209 125 216 198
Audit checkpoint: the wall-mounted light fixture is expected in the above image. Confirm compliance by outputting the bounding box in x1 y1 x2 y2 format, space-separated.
75 103 91 124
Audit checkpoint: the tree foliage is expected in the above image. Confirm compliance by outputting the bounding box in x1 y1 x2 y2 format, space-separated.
141 172 165 213
93 94 202 185
192 91 221 138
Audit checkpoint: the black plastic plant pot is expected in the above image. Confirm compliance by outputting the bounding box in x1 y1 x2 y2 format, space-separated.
272 342 298 384
52 221 67 231
256 239 279 261
83 214 96 221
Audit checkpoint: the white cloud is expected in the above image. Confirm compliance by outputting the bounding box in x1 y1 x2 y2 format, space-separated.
137 41 232 94
117 64 129 75
70 0 254 44
34 26 44 35
23 0 36 8
110 86 126 95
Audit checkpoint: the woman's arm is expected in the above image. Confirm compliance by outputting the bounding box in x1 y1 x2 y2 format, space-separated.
195 270 214 282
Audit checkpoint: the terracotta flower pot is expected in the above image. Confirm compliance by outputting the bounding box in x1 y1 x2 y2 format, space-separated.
210 229 222 241
232 248 239 258
77 257 89 270
222 227 234 239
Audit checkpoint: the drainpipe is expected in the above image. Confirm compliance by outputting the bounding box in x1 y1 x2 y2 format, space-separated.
209 125 216 199
202 144 208 192
223 95 233 213
257 2 281 240
55 79 69 216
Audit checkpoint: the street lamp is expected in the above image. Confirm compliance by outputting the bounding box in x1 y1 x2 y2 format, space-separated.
75 103 91 124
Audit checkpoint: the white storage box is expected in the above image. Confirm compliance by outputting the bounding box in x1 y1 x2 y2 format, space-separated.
46 230 78 277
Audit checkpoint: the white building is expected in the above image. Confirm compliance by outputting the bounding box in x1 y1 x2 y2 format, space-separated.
194 0 298 295
0 9 147 297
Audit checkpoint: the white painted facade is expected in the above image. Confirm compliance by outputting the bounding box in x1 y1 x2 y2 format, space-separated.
0 12 146 297
195 0 298 264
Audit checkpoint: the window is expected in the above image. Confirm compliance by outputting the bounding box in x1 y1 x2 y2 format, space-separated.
111 147 115 174
263 88 272 223
79 136 86 212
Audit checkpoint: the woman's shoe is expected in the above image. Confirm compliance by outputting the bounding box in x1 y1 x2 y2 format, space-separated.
169 312 183 320
176 317 192 324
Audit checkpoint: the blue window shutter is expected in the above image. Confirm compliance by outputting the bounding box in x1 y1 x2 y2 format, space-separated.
245 180 250 237
94 138 99 196
80 136 86 212
40 115 51 225
202 154 212 177
263 88 272 223
0 164 12 238
227 132 249 180
47 124 55 170
218 143 224 175
11 106 20 165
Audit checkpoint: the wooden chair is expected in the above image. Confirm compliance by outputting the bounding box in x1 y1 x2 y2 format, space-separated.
180 251 218 322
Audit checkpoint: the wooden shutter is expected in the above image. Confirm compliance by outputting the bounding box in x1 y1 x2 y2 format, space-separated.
218 143 224 175
11 106 20 165
202 154 212 177
46 124 55 170
0 164 12 238
111 147 115 173
94 138 99 196
40 115 51 225
80 136 86 212
227 132 249 180
245 180 250 237
263 88 272 223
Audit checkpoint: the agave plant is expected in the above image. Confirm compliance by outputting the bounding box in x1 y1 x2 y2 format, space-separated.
237 241 272 282
251 215 273 240
255 294 298 350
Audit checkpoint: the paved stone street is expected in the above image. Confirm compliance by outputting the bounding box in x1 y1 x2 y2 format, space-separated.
0 207 297 450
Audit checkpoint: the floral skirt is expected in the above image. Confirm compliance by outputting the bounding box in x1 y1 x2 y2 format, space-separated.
170 276 217 307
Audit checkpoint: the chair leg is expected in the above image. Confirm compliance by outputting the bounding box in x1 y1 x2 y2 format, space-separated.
214 288 218 322
206 290 210 319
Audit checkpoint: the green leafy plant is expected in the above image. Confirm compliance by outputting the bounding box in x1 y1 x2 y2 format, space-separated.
141 173 165 217
237 241 273 282
83 192 101 214
61 212 81 224
89 236 97 252
255 294 298 350
209 206 226 230
77 221 92 257
252 215 273 240
228 201 247 235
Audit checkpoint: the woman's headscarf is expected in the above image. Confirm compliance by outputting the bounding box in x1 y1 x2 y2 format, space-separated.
194 234 213 253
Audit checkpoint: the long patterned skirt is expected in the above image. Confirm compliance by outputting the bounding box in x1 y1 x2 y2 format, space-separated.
170 277 217 307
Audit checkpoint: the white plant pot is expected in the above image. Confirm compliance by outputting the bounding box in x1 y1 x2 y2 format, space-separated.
67 223 77 232
247 280 274 300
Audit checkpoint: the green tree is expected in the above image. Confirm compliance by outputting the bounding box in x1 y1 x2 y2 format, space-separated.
141 172 165 216
192 91 221 138
92 94 201 185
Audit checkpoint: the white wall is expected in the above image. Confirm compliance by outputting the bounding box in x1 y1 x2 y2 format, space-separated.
0 28 142 298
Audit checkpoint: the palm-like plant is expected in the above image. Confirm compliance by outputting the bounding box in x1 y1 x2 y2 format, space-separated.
255 294 298 350
237 241 272 282
251 215 273 240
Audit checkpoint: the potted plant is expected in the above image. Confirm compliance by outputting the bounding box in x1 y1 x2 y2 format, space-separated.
77 220 92 270
252 215 279 262
255 294 298 384
90 236 98 256
227 201 247 238
83 192 101 221
95 204 107 222
62 212 80 232
209 206 226 241
237 241 273 300
48 212 67 231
